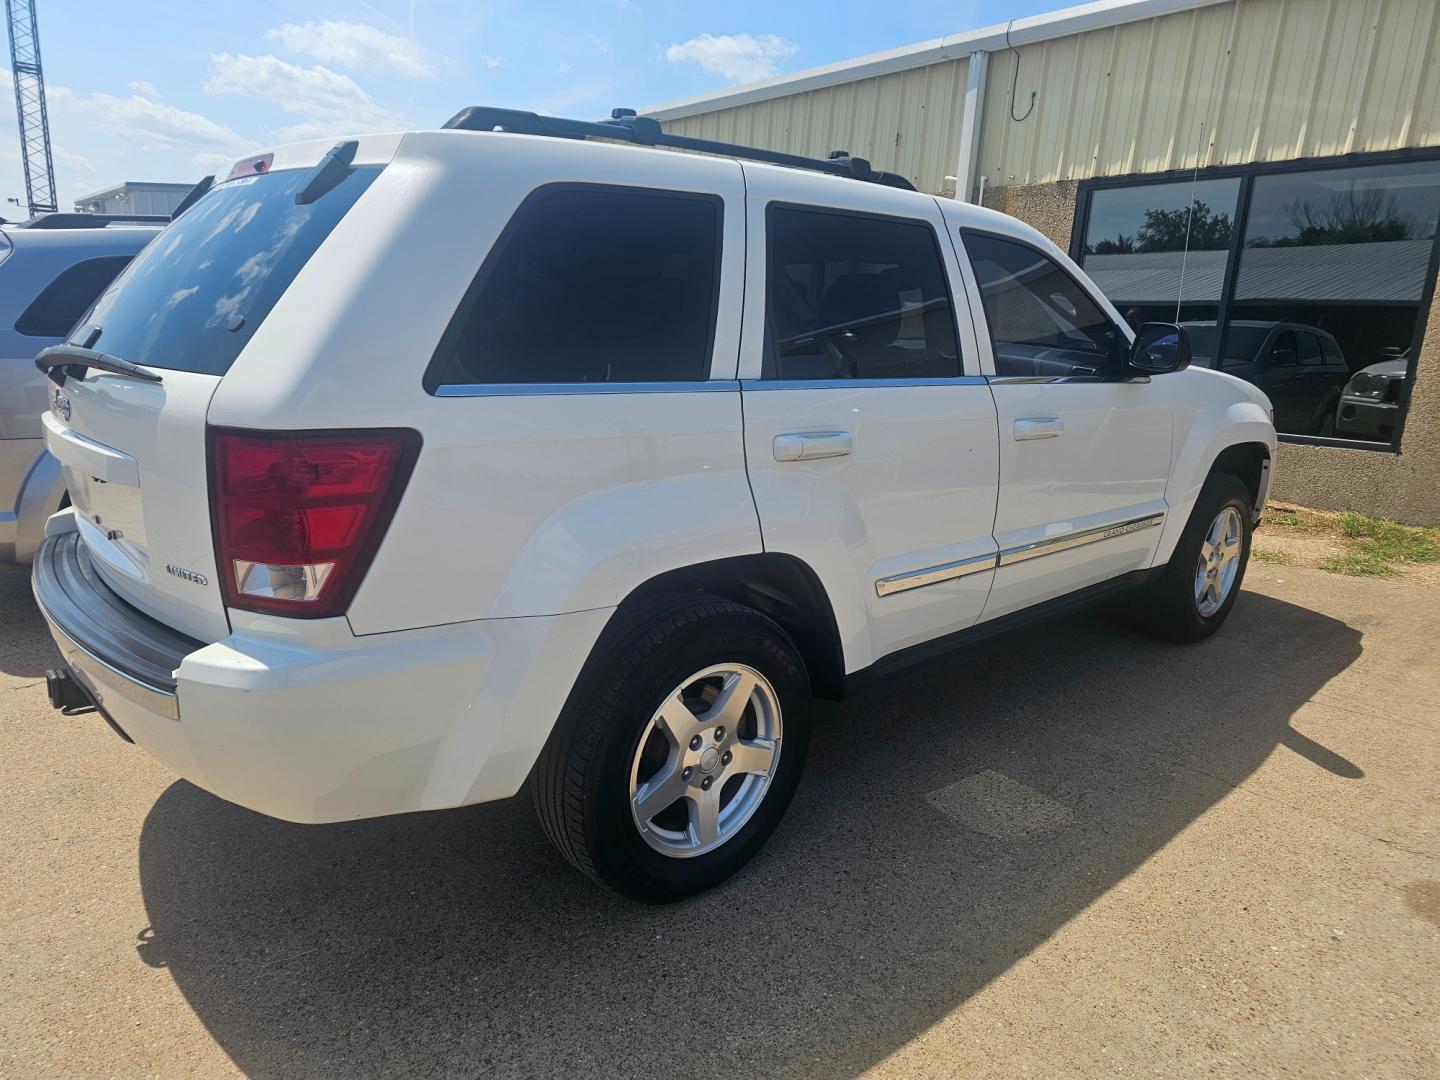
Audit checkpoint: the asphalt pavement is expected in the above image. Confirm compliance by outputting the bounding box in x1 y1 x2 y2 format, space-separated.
1 558 1436 1078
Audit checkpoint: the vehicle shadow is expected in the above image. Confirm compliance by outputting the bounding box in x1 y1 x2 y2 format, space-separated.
0 561 55 679
134 592 1361 1079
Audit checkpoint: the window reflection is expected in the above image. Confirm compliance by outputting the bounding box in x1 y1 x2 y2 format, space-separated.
1081 177 1241 330
1079 158 1440 447
1229 161 1440 441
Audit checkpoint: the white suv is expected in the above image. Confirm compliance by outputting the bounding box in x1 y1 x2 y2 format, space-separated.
31 108 1275 901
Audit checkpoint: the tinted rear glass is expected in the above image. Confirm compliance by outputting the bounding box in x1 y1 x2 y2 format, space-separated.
75 166 380 375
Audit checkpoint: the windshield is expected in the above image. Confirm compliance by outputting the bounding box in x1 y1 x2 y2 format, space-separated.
74 165 380 375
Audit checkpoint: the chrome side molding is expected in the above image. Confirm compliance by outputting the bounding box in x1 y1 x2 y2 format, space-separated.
874 511 1166 597
996 512 1165 567
875 552 994 597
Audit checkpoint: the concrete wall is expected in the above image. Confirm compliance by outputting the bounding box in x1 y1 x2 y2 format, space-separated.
985 179 1440 526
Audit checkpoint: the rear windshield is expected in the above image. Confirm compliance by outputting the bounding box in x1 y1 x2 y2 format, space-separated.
74 165 380 375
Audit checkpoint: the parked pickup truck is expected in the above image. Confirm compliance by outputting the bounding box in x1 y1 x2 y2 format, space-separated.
32 109 1276 902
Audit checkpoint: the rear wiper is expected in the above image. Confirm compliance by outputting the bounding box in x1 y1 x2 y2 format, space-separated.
35 344 163 387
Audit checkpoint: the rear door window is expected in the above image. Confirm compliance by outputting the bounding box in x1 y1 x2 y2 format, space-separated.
75 166 380 375
15 255 135 337
763 206 960 380
430 185 722 388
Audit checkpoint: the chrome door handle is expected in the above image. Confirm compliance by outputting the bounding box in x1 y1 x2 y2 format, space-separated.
1014 417 1063 441
773 431 852 462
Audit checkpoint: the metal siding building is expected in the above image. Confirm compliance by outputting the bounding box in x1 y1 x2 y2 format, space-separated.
73 181 192 217
650 0 1440 523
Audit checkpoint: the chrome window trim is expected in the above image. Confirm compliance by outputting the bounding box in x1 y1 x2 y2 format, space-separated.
996 512 1165 567
435 380 741 398
743 376 989 391
986 375 1104 385
875 511 1167 597
875 552 995 597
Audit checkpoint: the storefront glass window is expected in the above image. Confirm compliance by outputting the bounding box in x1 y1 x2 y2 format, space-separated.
1229 161 1440 441
1077 155 1440 448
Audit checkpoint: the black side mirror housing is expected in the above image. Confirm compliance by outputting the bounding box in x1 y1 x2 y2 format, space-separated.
1127 322 1192 376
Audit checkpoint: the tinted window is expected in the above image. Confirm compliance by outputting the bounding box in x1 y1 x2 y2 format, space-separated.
763 206 959 380
434 186 721 386
76 166 381 375
15 255 134 337
1298 332 1322 366
964 233 1119 378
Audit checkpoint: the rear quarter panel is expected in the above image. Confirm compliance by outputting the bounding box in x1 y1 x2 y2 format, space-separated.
206 131 760 633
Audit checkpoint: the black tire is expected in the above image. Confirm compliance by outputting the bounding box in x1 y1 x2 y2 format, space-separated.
1133 472 1253 643
532 593 812 903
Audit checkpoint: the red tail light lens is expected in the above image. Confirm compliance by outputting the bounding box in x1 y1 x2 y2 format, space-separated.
208 427 420 618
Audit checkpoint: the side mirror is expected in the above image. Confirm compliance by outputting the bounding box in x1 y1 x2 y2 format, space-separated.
1128 322 1192 376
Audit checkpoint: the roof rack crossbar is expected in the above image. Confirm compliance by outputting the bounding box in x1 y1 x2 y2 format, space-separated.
441 105 916 191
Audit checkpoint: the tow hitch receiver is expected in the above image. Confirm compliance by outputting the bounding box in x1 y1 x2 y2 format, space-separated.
46 667 93 711
45 667 135 743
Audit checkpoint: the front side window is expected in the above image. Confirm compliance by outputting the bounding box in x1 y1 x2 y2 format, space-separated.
15 255 134 338
963 233 1119 378
763 206 960 381
432 186 721 387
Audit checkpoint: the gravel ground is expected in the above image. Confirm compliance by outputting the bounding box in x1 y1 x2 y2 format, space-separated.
1 557 1437 1078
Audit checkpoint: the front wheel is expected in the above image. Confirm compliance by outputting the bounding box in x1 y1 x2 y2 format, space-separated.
1133 473 1253 643
532 594 812 902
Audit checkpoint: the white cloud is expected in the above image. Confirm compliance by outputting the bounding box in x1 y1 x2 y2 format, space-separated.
59 86 252 153
557 61 571 75
266 20 433 79
663 33 798 84
529 77 623 116
205 53 404 138
53 146 93 172
480 54 504 70
127 80 161 98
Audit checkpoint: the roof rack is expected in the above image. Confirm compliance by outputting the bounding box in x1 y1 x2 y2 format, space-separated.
442 106 917 192
11 212 170 230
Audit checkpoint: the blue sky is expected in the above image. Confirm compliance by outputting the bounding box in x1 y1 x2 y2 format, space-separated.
2 0 1066 215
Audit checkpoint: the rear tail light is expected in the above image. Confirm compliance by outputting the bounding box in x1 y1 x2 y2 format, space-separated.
208 427 420 618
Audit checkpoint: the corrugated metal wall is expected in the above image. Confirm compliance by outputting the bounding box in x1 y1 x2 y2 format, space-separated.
661 0 1440 194
980 0 1440 186
662 58 969 195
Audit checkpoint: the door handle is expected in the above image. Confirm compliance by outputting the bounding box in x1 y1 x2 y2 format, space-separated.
773 431 852 462
1014 417 1063 441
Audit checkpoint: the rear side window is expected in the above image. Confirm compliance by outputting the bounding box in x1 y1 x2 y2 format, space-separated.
75 166 380 375
764 206 960 380
431 185 721 388
15 255 134 337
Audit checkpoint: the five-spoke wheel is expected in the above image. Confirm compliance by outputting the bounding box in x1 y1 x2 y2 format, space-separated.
629 664 782 857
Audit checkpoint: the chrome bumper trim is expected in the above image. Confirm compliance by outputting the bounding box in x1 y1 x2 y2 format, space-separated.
36 594 181 720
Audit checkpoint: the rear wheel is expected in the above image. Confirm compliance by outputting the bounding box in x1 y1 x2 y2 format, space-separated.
532 594 812 902
1133 473 1252 643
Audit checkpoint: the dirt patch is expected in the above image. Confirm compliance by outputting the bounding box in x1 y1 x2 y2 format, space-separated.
1254 502 1440 588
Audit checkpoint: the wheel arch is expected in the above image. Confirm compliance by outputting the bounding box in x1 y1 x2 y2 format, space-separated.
616 553 847 700
1208 440 1271 517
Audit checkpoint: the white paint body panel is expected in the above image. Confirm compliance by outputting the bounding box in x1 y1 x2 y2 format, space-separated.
30 131 1276 825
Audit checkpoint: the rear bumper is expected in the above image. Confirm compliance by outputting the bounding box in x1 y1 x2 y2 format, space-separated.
32 529 613 824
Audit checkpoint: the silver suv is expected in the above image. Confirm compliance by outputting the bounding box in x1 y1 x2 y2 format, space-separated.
0 216 160 561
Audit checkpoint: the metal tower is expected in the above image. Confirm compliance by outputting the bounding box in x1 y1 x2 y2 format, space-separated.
6 0 57 215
